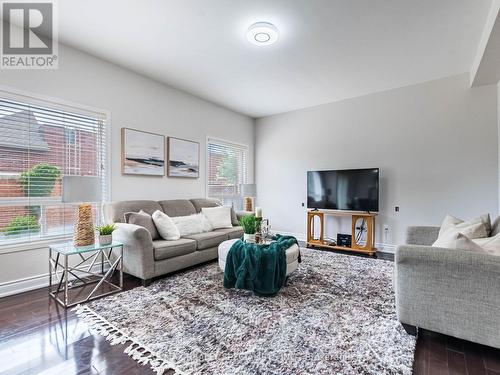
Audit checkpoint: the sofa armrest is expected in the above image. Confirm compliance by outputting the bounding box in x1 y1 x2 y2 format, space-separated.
113 223 155 280
405 226 440 245
395 244 500 348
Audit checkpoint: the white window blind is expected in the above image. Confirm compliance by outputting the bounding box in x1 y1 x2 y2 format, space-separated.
207 137 248 209
0 94 109 245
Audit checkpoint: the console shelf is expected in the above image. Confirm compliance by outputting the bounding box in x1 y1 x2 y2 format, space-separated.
306 210 377 256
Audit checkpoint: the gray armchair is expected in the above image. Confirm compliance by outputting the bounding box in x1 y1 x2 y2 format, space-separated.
395 226 500 349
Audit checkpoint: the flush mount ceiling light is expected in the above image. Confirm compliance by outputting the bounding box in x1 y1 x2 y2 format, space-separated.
246 22 279 46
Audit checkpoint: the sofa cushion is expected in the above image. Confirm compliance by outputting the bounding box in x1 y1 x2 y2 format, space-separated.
190 198 239 226
183 231 228 250
153 238 197 261
230 209 239 226
124 210 160 240
213 226 244 240
159 200 197 217
190 198 220 212
104 200 163 223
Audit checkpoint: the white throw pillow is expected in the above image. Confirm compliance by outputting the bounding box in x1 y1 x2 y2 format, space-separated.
433 231 486 253
152 210 180 241
201 206 233 229
438 214 462 236
201 214 214 232
438 214 490 239
473 233 500 256
490 216 500 237
171 213 209 236
433 222 488 247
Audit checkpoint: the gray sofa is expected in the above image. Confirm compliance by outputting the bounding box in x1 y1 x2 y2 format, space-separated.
395 226 500 349
103 198 244 286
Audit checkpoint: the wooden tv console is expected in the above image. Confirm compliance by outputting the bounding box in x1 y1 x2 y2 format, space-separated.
306 210 377 256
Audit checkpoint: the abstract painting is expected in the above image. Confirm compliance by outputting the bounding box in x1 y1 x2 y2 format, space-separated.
121 128 165 176
167 137 199 178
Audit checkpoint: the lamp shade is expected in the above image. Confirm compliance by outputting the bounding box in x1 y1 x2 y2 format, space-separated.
62 176 102 203
240 183 257 197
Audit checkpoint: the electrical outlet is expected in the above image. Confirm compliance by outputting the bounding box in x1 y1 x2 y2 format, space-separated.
383 224 390 243
395 206 400 212
301 202 305 207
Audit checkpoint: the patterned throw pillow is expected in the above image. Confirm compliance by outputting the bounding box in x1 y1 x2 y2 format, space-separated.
170 213 212 237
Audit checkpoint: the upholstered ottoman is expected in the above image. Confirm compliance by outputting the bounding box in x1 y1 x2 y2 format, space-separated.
218 239 300 276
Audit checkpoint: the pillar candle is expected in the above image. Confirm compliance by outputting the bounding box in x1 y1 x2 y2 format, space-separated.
255 207 262 218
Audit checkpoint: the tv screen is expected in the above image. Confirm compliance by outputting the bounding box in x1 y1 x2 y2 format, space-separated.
307 168 379 212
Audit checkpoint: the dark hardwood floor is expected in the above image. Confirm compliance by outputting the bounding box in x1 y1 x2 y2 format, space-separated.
1 253 499 375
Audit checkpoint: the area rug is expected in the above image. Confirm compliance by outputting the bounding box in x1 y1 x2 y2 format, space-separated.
75 248 416 375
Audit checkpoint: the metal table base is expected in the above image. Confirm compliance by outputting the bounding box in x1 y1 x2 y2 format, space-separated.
49 243 123 308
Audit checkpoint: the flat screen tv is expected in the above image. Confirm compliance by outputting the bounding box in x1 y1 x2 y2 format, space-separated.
307 168 379 212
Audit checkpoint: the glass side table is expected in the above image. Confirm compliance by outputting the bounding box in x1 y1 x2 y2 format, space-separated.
49 241 124 308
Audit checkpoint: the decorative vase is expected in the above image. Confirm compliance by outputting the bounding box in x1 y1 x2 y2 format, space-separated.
244 233 256 243
244 197 253 212
98 234 112 246
74 203 95 246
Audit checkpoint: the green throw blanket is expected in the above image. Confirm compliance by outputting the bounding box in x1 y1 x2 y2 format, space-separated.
223 234 300 296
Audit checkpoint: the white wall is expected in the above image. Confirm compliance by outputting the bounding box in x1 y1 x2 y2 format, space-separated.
0 43 254 296
255 74 498 248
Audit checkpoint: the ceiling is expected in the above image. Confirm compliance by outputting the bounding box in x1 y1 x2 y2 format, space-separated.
58 0 493 118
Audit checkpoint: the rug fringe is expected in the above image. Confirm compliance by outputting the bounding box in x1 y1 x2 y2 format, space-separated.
73 305 186 375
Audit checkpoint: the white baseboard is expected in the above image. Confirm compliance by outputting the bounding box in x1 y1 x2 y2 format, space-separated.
271 230 396 254
375 243 396 254
0 263 111 298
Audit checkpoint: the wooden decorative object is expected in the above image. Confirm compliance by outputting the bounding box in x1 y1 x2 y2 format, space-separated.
351 214 375 252
244 197 253 212
73 204 95 246
307 211 324 245
306 210 376 256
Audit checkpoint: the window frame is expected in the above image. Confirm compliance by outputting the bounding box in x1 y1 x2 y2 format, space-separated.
205 135 249 207
0 86 112 252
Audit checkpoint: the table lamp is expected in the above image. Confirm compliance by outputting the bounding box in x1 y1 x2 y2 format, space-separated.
240 183 257 212
62 176 102 246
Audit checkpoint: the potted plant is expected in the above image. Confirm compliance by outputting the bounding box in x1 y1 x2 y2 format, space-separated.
239 215 257 243
95 223 116 245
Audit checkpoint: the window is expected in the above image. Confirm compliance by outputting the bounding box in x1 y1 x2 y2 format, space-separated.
206 137 248 209
0 92 109 245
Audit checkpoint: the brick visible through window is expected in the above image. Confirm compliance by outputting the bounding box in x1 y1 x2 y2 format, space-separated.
206 137 248 209
0 95 108 245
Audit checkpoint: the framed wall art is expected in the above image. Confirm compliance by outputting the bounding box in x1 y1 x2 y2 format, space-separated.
167 137 200 178
121 128 165 176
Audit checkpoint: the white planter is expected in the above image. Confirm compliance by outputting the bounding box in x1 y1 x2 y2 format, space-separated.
98 234 113 246
243 233 256 243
